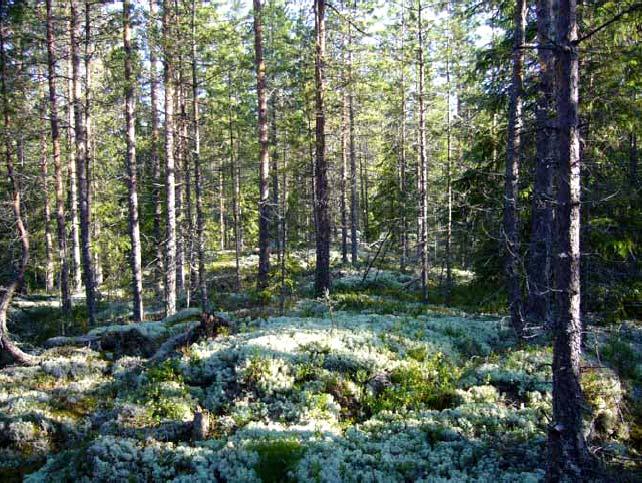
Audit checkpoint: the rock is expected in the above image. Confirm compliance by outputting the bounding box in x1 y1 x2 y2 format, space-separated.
192 410 209 440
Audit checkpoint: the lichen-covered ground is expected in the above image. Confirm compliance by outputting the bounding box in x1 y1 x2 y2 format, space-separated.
1 264 641 482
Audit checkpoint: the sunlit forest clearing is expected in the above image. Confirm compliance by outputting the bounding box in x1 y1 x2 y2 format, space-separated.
1 0 641 481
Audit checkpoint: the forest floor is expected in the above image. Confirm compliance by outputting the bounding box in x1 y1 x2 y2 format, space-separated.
1 252 641 482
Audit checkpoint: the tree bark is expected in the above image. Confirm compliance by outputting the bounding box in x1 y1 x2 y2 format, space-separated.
175 60 186 300
228 74 241 291
417 0 429 303
46 0 72 314
254 0 271 290
340 88 349 265
503 0 526 336
526 0 556 325
191 0 207 308
399 2 408 273
149 0 164 297
85 1 101 290
348 24 358 267
163 0 178 316
66 24 82 295
0 0 37 365
123 0 144 322
71 0 96 325
546 0 589 479
314 0 330 295
40 108 55 293
445 46 453 301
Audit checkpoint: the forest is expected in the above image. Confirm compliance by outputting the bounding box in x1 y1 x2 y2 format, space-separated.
0 0 641 481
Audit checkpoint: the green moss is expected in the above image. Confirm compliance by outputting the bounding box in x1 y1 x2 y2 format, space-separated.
364 354 461 414
249 440 304 483
602 335 641 382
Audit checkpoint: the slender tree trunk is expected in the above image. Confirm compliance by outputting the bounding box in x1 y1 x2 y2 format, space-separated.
66 30 82 294
417 0 429 303
526 0 556 324
191 0 206 308
314 0 330 295
503 0 526 335
40 111 55 293
630 131 638 188
163 0 177 316
270 98 280 265
399 2 408 273
279 137 288 314
360 146 370 242
445 48 453 301
46 0 71 314
228 74 241 291
340 89 349 265
348 27 358 267
149 0 164 296
71 0 96 325
254 0 271 290
181 75 193 307
0 0 37 365
123 0 144 322
546 0 589 479
85 1 101 290
175 64 186 300
219 157 225 251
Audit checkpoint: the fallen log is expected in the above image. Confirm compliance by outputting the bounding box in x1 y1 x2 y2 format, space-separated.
43 334 102 350
148 312 232 365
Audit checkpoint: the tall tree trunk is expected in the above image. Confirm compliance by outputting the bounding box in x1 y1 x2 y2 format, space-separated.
546 0 589 479
123 0 144 322
340 89 349 265
40 109 55 293
254 0 271 290
314 0 330 295
0 0 37 365
526 0 555 325
181 75 193 307
163 0 177 316
85 1 101 289
279 136 289 314
191 0 207 308
348 26 358 267
175 63 186 300
229 74 241 291
149 0 164 296
417 0 429 303
46 0 71 314
270 99 280 266
71 0 96 325
399 2 408 273
445 49 453 301
66 29 82 294
219 157 225 251
503 0 526 336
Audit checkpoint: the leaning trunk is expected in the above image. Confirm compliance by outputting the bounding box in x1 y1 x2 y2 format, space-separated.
0 1 37 365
